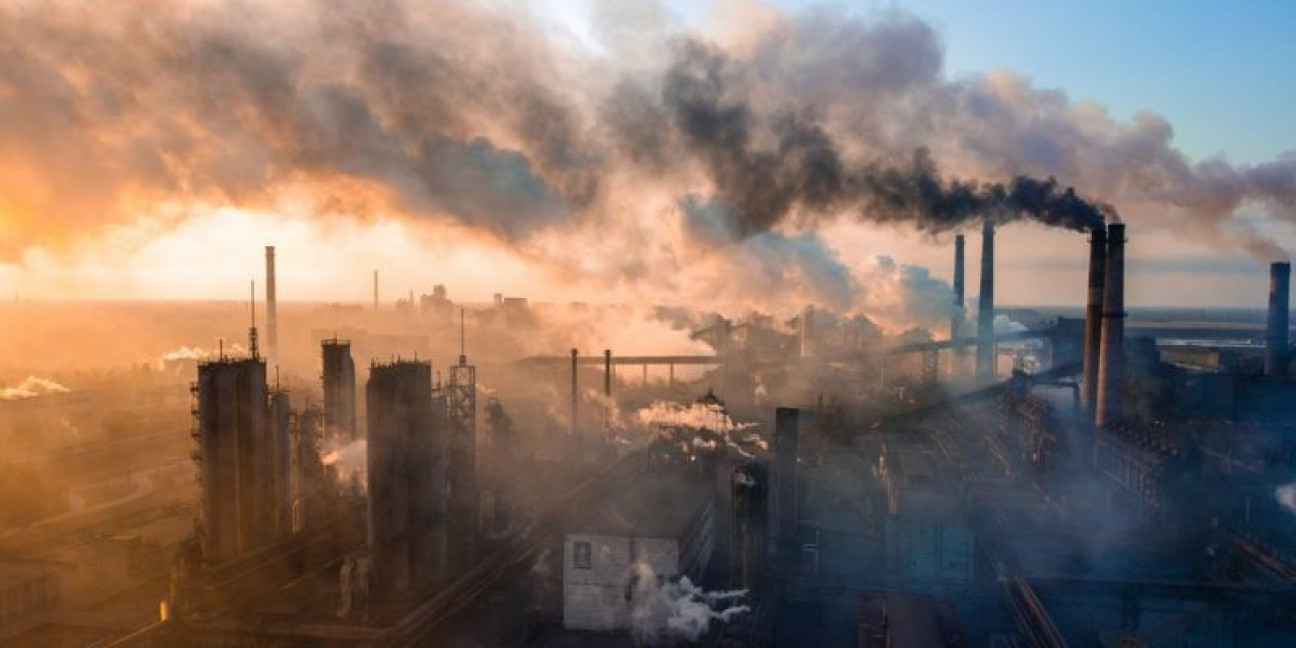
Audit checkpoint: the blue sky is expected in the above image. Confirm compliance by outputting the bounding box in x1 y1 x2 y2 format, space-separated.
652 0 1296 166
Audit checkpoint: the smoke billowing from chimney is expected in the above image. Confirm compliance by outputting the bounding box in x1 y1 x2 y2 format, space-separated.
1266 262 1291 377
2 2 1294 307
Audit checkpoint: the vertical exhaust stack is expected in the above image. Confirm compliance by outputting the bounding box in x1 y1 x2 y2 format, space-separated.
976 221 996 381
570 349 579 455
952 234 965 339
372 270 379 311
1266 261 1291 377
603 350 612 439
1096 223 1127 428
265 246 278 361
1082 228 1107 418
951 234 966 376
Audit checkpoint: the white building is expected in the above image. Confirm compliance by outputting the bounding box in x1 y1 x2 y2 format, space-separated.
562 475 716 631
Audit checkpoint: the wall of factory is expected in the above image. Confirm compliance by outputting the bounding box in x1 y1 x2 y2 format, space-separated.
770 408 800 576
269 390 293 537
729 463 767 591
561 506 715 633
0 561 68 641
881 493 974 591
562 534 670 631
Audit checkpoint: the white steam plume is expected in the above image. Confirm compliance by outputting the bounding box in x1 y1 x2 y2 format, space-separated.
0 376 70 400
629 563 750 645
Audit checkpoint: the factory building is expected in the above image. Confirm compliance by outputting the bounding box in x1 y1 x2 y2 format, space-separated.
194 353 276 565
268 389 293 538
366 360 446 602
322 338 357 439
0 560 71 641
878 446 975 593
562 474 716 631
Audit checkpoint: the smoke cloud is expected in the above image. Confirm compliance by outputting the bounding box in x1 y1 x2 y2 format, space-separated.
2 0 1294 310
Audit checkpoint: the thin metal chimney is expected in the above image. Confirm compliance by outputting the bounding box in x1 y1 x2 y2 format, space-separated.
1266 261 1291 377
603 350 612 438
265 246 278 360
976 221 996 381
952 234 965 340
1096 223 1126 428
1082 228 1107 418
570 349 579 439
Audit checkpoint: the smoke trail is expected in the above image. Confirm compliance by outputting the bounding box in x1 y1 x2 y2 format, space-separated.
1276 483 1296 516
320 438 367 488
0 376 70 400
656 39 1115 236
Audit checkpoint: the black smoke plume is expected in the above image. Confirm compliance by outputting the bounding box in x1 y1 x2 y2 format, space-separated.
655 39 1114 238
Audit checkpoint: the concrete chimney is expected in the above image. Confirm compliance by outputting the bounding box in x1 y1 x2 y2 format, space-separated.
951 234 966 377
603 349 612 437
1266 261 1291 377
570 349 579 439
952 234 965 340
1082 228 1107 418
265 246 278 360
1096 223 1126 428
976 221 996 381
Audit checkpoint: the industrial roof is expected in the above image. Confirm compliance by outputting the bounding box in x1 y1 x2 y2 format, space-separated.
570 471 712 540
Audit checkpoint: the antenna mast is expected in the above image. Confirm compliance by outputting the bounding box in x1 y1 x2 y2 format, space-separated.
248 280 259 359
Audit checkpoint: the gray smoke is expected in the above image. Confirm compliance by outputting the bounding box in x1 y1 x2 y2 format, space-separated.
651 39 1115 236
1 1 1292 265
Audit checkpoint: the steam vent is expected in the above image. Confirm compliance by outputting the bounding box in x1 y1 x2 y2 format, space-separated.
3 3 1295 647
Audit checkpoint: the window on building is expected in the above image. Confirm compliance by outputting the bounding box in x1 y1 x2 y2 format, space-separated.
573 541 592 570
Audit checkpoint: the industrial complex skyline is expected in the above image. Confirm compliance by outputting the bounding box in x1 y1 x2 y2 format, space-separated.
3 3 1296 646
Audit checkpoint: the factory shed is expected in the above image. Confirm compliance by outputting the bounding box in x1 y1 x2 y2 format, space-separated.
562 474 716 632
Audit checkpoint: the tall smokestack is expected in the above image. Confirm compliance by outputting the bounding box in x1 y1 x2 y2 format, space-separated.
603 349 612 438
570 349 579 440
1082 228 1107 418
373 270 379 310
265 246 278 360
1266 261 1291 377
976 221 996 381
952 234 965 339
1096 223 1126 428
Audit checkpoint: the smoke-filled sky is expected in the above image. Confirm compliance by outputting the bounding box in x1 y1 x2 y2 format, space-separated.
1 0 1293 311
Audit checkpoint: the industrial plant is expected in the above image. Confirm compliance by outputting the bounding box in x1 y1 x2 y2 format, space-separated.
2 220 1296 647
3 1 1296 646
